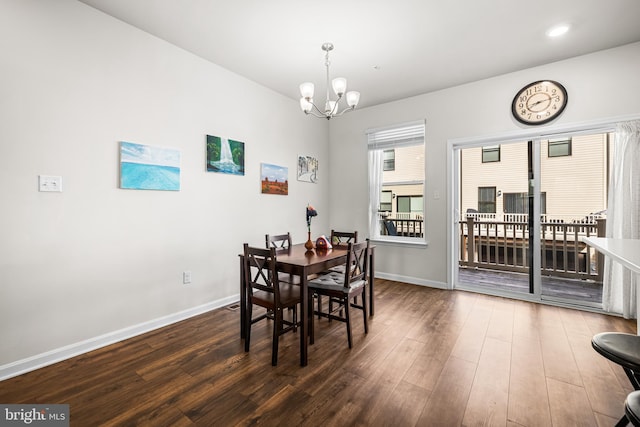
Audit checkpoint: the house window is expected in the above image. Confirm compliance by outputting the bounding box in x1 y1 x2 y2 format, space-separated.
367 120 425 242
482 145 500 163
383 150 395 171
504 192 547 214
478 187 496 213
380 190 392 212
548 138 572 157
397 195 424 217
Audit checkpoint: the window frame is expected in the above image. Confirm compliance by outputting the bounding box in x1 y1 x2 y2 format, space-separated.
367 120 426 245
482 145 501 163
548 138 572 157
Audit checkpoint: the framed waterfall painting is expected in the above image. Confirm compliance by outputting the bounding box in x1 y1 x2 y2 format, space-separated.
119 141 181 191
206 134 245 176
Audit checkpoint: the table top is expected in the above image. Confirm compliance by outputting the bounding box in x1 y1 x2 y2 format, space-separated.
582 237 640 274
274 244 349 267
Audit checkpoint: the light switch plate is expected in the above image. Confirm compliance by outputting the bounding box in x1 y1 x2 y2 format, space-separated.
39 175 63 192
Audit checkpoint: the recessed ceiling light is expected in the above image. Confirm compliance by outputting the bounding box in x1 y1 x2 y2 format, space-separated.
547 24 570 38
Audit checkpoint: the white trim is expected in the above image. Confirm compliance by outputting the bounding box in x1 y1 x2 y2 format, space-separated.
0 294 239 381
449 113 640 149
375 271 447 289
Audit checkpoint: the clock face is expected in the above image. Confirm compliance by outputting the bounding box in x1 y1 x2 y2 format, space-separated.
511 80 568 125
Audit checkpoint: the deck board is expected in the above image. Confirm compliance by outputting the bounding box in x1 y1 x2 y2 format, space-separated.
458 267 602 304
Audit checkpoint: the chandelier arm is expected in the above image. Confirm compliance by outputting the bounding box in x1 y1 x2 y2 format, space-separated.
335 106 356 117
309 101 329 117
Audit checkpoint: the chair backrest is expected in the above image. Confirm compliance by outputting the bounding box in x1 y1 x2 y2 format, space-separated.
265 233 292 252
331 230 358 247
383 220 398 236
243 244 280 300
342 240 369 287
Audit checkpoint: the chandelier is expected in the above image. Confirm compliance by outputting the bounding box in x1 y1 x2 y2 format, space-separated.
299 42 360 120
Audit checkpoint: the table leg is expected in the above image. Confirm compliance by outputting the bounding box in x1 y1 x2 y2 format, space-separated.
369 248 375 316
239 255 246 339
300 268 308 366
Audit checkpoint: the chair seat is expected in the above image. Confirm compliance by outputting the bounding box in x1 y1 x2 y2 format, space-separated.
252 284 301 308
308 274 365 293
592 332 640 372
626 391 640 427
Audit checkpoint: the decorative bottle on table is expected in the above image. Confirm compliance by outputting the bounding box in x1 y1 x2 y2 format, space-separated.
305 205 317 250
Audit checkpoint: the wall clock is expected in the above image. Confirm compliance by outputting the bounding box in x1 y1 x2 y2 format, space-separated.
511 80 568 125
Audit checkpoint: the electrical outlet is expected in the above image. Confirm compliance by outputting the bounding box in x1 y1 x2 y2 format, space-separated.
183 271 192 284
39 175 63 192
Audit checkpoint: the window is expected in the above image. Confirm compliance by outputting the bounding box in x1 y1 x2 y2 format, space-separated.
380 190 392 212
383 150 395 171
482 145 500 163
478 187 496 213
548 138 572 157
397 195 424 217
504 192 547 214
367 121 425 242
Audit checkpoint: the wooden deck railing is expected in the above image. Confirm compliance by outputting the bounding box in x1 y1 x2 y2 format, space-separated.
380 213 424 237
460 217 606 282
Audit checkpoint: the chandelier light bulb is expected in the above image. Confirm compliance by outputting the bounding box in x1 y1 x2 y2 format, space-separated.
332 77 347 97
346 91 360 108
300 97 313 113
299 82 315 99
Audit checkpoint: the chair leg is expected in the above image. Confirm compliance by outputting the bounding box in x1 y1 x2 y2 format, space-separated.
362 289 368 334
625 367 640 390
309 297 315 345
245 303 252 352
272 308 281 366
317 294 323 319
615 414 629 427
344 297 352 349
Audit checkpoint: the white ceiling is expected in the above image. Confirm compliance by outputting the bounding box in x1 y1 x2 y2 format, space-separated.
78 0 640 109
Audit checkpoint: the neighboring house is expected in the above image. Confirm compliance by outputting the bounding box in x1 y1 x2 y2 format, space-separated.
459 133 609 222
380 145 425 219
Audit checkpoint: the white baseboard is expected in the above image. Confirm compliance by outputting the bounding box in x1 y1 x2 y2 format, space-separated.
375 272 449 290
0 295 239 381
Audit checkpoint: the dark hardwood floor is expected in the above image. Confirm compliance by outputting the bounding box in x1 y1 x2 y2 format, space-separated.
1 279 636 426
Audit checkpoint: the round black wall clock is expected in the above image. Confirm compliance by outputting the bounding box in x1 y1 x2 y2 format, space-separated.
511 80 568 125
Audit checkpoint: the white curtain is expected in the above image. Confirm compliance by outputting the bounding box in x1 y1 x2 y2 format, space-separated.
602 120 640 318
368 149 383 239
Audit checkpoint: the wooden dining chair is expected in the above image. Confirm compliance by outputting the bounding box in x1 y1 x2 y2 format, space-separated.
308 240 369 348
317 230 359 315
266 232 292 251
243 244 301 366
330 230 358 247
265 233 301 285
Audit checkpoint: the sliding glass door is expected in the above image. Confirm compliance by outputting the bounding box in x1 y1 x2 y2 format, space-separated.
453 131 610 307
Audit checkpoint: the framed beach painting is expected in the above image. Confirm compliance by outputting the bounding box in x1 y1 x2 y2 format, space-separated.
119 141 180 191
297 155 318 183
206 135 245 176
261 163 288 195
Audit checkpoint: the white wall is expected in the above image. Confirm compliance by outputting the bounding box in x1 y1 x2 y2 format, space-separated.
0 0 328 374
329 42 640 288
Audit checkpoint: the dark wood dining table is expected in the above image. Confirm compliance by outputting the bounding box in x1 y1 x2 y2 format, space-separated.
239 243 375 366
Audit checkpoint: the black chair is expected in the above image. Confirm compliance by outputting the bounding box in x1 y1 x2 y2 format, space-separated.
308 240 369 348
383 219 398 236
592 332 640 426
243 244 301 366
626 391 640 427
